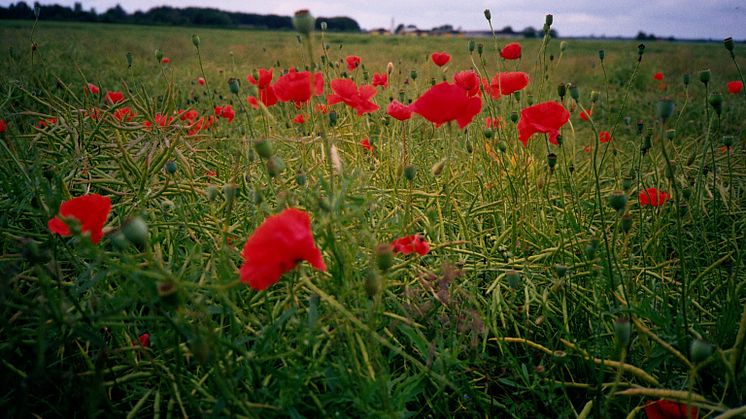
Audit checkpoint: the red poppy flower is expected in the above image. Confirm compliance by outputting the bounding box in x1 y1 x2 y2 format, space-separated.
599 131 611 143
198 77 205 86
188 116 214 136
37 117 57 128
292 113 306 124
138 333 150 348
326 78 380 116
485 116 504 129
247 68 274 89
272 69 324 107
583 144 592 153
161 57 170 64
410 82 482 129
653 72 664 81
372 72 388 88
391 234 430 256
214 105 235 122
346 55 361 72
239 208 326 291
454 70 480 96
484 72 530 97
639 188 670 207
431 52 451 67
247 96 259 110
500 42 522 60
360 138 374 152
0 119 7 133
106 91 125 105
113 107 136 122
726 80 743 94
178 109 199 122
206 170 217 177
579 109 592 121
644 399 697 419
151 113 174 128
47 194 111 244
386 100 412 121
85 83 100 95
314 103 329 114
516 101 570 147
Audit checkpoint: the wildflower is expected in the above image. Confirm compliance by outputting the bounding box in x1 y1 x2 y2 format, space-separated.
197 77 205 85
726 80 743 94
106 91 125 105
247 68 274 89
372 72 388 88
314 103 329 114
272 69 324 107
113 107 136 122
85 83 100 95
37 117 58 128
639 188 670 207
138 333 150 348
453 70 480 96
410 82 482 129
579 109 592 121
431 51 451 67
161 57 170 64
292 114 306 124
485 116 504 129
48 194 111 244
653 72 664 81
326 78 380 115
644 400 697 419
247 96 259 110
346 55 361 72
391 234 430 256
484 72 530 97
188 116 214 136
239 208 326 290
387 100 412 121
214 105 235 122
599 131 611 143
500 42 522 60
0 119 7 133
516 101 570 147
360 138 374 152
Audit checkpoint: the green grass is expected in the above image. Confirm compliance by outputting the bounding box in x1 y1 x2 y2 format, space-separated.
1 17 745 418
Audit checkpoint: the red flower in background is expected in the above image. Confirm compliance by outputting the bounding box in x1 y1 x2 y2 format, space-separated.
106 91 125 105
346 55 361 72
247 68 274 89
0 119 7 133
639 188 670 207
161 57 170 64
391 234 430 256
516 101 570 147
372 72 388 88
314 103 329 114
272 69 324 107
727 80 743 94
599 131 611 143
292 114 306 124
239 208 326 291
500 42 522 60
85 83 100 95
454 70 480 96
653 72 664 81
214 105 235 122
247 96 259 110
327 78 380 115
113 107 136 122
188 116 214 136
387 100 412 121
410 82 482 129
484 72 529 97
360 138 374 152
37 117 58 128
431 51 451 67
644 400 697 419
198 77 205 86
178 109 199 122
138 333 150 348
485 116 504 129
579 109 592 121
48 194 111 244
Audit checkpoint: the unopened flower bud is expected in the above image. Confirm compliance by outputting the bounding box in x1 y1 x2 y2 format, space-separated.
375 244 394 272
477 43 484 56
329 110 338 127
683 73 690 86
295 171 307 186
569 83 579 101
614 318 631 347
165 160 177 174
637 43 645 62
698 69 711 85
292 9 315 36
724 37 734 53
468 40 475 53
155 49 164 63
483 9 491 21
363 269 381 299
608 190 627 212
254 139 274 158
267 155 286 177
465 138 473 153
126 52 133 68
410 69 417 80
222 183 238 203
708 92 723 116
557 83 566 99
598 49 605 61
403 164 417 181
510 111 519 123
666 129 676 140
192 33 201 48
621 212 633 233
656 98 675 122
553 264 568 278
690 339 713 363
123 216 149 248
547 153 558 171
228 78 240 95
206 185 217 201
387 61 394 75
545 14 553 27
722 135 734 148
497 140 507 152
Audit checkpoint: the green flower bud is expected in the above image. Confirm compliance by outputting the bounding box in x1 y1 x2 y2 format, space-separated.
510 111 519 123
666 129 676 140
403 164 417 181
155 49 164 63
560 41 567 52
497 140 508 152
410 69 417 81
468 40 476 53
545 14 553 27
708 92 723 116
553 264 568 278
191 33 201 48
483 129 493 139
363 269 381 299
295 171 307 186
165 160 177 174
724 37 734 53
608 190 627 212
621 212 633 233
465 138 473 153
698 69 711 85
292 9 315 36
222 183 238 203
329 110 338 127
722 135 734 148
622 176 634 190
206 185 218 201
320 21 327 31
111 232 129 250
254 139 274 158
637 43 645 62
598 49 605 61
506 270 521 290
483 9 491 21
614 318 631 347
477 43 484 56
267 155 286 177
690 339 713 364
557 83 566 99
375 244 394 272
656 98 675 122
569 83 579 101
123 216 149 248
126 52 133 68
228 78 240 95
683 73 690 86
547 153 558 171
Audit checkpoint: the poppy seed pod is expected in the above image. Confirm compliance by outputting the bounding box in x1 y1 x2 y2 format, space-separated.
165 160 177 174
724 37 734 53
621 212 633 233
568 84 579 101
698 69 711 85
155 49 164 63
192 33 200 48
483 9 491 21
477 43 484 56
683 73 690 86
553 264 568 278
122 216 149 248
228 78 240 95
295 171 307 186
410 70 417 80
598 49 605 61
292 9 315 36
557 83 566 99
690 339 713 363
608 190 627 212
722 135 734 148
403 164 417 181
222 183 238 203
375 244 394 272
267 155 286 177
547 153 558 171
545 14 553 27
468 40 475 53
254 139 274 158
637 43 645 61
126 52 133 68
614 318 631 348
656 98 675 122
329 111 338 127
510 111 519 123
497 140 507 152
708 92 723 116
505 270 521 290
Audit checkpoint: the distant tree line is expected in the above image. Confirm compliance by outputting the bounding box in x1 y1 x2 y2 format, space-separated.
0 2 361 31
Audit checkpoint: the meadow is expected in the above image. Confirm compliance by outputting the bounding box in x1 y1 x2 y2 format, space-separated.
0 13 745 418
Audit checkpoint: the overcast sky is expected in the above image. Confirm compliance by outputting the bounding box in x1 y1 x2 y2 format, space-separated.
4 0 746 39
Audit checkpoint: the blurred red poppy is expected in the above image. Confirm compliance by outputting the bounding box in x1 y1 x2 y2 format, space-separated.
599 131 611 143
639 188 670 207
314 103 329 114
138 333 150 348
431 52 451 67
106 91 125 105
178 109 199 122
37 117 58 128
360 138 374 152
485 116 504 129
387 100 412 121
372 72 388 88
247 68 274 89
247 96 259 110
273 69 324 107
454 70 480 96
410 82 482 129
500 42 522 60
214 105 235 122
653 72 664 81
727 80 743 94
161 57 170 64
0 119 7 133
391 234 430 256
188 116 214 136
644 399 697 419
516 101 570 147
48 194 111 244
85 83 100 95
292 114 306 124
198 77 205 86
239 208 326 290
113 107 136 122
346 55 361 72
484 72 529 97
327 78 380 115
579 109 592 121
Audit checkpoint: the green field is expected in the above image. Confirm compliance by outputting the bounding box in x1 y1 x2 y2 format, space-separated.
1 16 745 418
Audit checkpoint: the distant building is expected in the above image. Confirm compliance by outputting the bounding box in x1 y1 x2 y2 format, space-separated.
368 28 391 36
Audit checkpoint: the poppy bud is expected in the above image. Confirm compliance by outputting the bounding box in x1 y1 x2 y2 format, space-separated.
690 339 713 363
622 176 633 190
295 171 307 186
165 160 177 174
155 49 164 63
724 37 734 53
34 4 40 18
477 43 484 56
468 40 475 53
666 129 676 140
111 232 129 250
642 131 652 155
621 212 633 233
708 92 723 116
254 139 274 158
483 129 493 139
656 98 675 122
497 140 507 152
608 190 627 212
228 78 240 95
698 69 711 85
431 158 447 176
513 90 521 101
637 43 645 62
267 155 286 177
192 33 200 48
403 164 417 181
410 70 417 81
553 264 568 278
598 49 605 61
329 111 338 127
505 270 521 290
364 269 381 299
722 135 734 148
222 183 238 203
206 185 218 201
387 62 394 75
375 244 394 272
123 216 149 248
253 187 264 205
292 9 315 37
614 318 631 348
126 52 133 68
560 41 568 52
547 153 557 171
557 83 566 99
510 111 519 123
320 21 327 31
569 83 579 101
545 14 553 27
483 9 491 21
683 73 690 86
